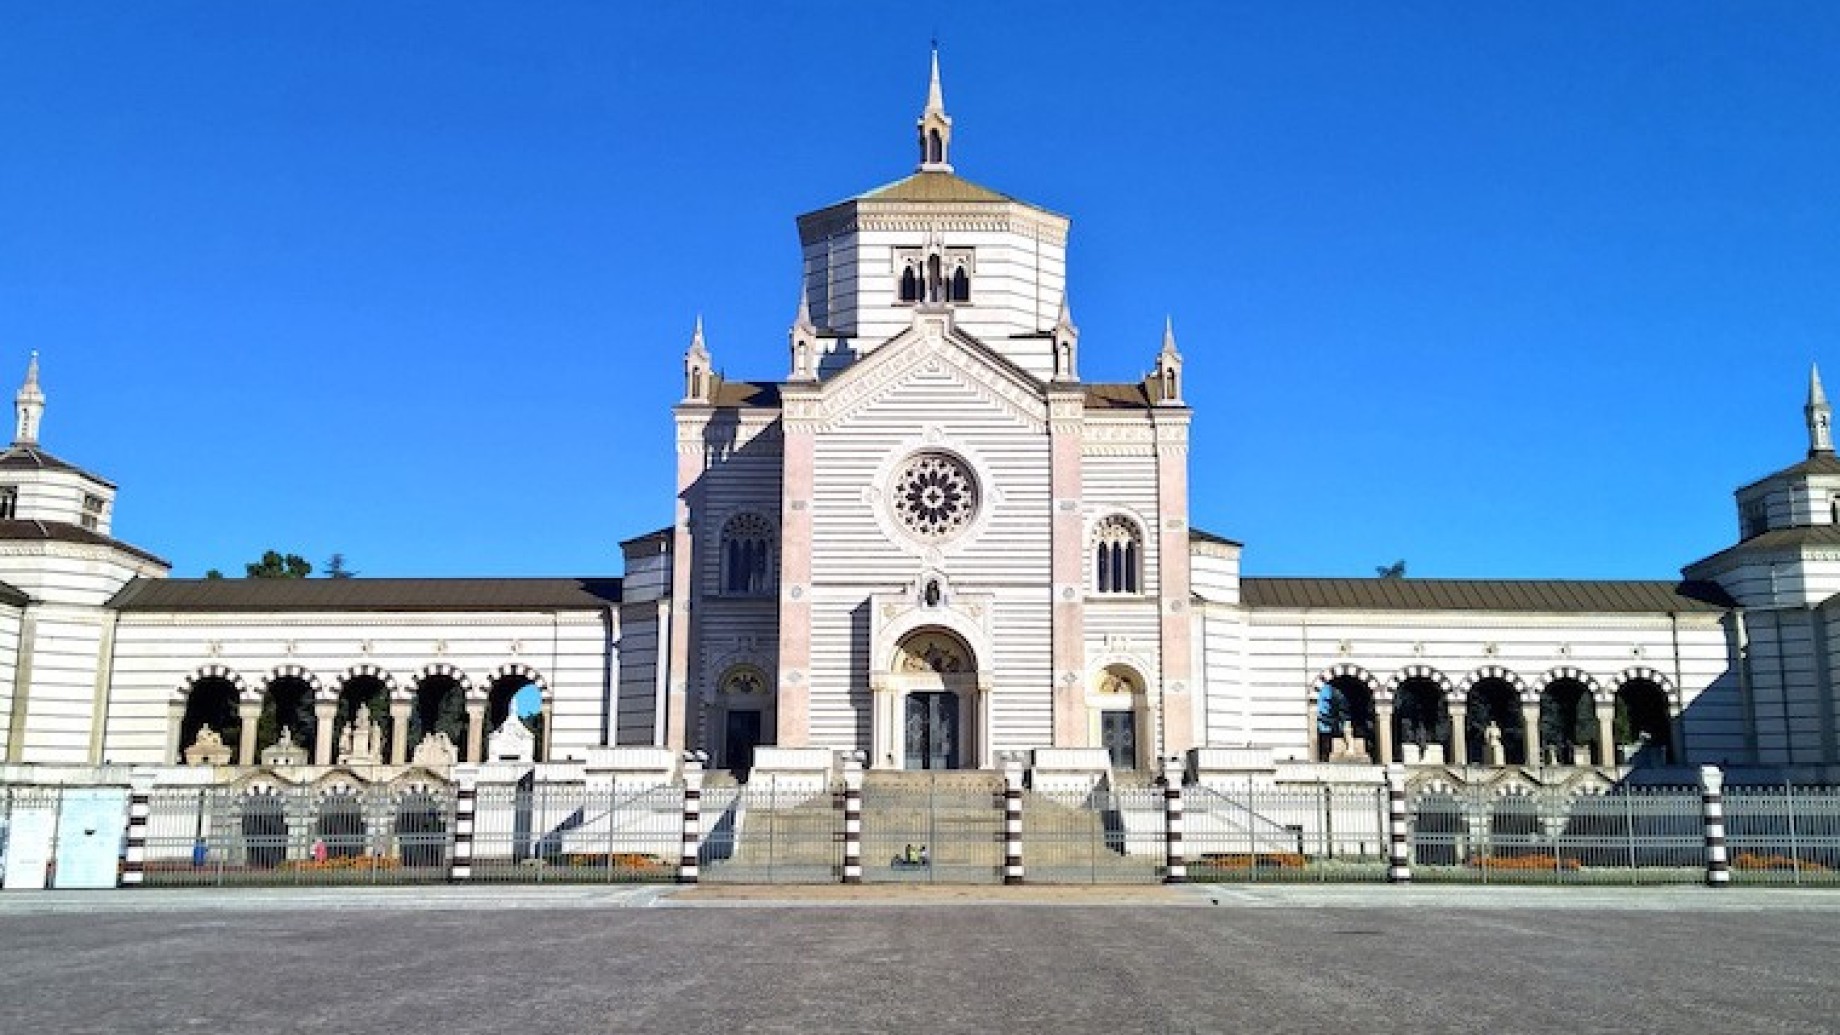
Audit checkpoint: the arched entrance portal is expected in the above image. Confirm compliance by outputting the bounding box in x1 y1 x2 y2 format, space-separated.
876 629 983 771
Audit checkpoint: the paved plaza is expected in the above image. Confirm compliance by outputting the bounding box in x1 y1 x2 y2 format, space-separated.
2 885 1838 1034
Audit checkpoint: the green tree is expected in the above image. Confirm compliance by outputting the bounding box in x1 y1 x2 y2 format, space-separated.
1375 559 1407 579
246 550 312 579
324 553 357 579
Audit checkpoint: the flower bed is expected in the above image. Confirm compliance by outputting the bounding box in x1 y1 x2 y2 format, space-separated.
1195 852 1307 870
1467 853 1580 872
1734 851 1828 872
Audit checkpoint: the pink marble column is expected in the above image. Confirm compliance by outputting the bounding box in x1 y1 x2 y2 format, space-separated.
775 391 818 747
1153 410 1195 758
1048 390 1087 747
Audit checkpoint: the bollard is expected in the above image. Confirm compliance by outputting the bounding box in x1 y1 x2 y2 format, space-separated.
122 772 154 887
1002 754 1025 885
841 754 864 884
679 753 705 884
1162 756 1187 884
451 769 478 882
1700 764 1729 887
1385 763 1412 884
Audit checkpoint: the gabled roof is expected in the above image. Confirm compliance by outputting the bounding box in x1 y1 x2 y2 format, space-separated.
0 518 167 567
1189 527 1243 548
709 380 782 408
0 578 28 607
0 444 116 489
1240 577 1733 614
108 577 622 613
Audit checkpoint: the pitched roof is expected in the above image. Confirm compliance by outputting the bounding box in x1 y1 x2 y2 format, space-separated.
1737 451 1840 493
0 519 167 567
0 578 28 607
109 577 622 613
1083 382 1153 410
0 444 115 488
1190 527 1243 548
856 171 1019 205
1687 523 1840 571
1239 577 1733 614
710 380 781 408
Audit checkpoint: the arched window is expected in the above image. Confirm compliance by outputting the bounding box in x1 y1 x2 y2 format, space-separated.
721 512 775 595
949 263 970 303
1092 516 1142 594
928 129 943 164
926 254 944 304
899 264 920 303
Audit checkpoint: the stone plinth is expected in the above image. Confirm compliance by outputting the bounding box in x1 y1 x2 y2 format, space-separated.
1029 748 1111 796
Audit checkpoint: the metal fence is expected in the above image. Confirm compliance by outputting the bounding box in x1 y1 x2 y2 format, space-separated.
860 774 1004 884
1186 784 1391 883
700 776 842 884
1406 785 1704 885
27 774 1840 888
1025 785 1164 884
142 785 459 886
470 781 682 883
1725 785 1840 886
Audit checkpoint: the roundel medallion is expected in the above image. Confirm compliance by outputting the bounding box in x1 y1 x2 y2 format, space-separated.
891 451 979 541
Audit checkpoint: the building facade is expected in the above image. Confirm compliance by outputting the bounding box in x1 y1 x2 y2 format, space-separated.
2 59 1834 786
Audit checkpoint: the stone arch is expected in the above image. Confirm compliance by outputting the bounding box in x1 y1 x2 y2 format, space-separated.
256 666 323 758
487 662 549 697
336 664 402 700
1313 664 1381 764
312 782 368 860
1610 667 1676 765
1459 666 1529 766
1382 664 1455 701
176 664 251 704
1386 666 1454 764
1090 511 1148 595
1090 662 1149 770
409 664 475 763
1535 667 1601 766
173 666 251 764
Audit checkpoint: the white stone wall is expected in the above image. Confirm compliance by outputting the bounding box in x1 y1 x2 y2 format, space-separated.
802 216 1068 381
806 342 1053 751
1200 605 1736 764
0 467 117 535
104 609 614 764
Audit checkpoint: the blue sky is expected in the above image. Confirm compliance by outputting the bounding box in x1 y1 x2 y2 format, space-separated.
3 3 1837 581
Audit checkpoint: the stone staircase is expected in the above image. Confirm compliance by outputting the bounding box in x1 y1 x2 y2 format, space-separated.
860 771 1005 879
1021 789 1164 882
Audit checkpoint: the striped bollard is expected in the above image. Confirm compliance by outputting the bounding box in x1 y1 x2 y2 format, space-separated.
841 754 864 884
121 772 154 887
1385 763 1412 884
1002 755 1025 885
1162 757 1187 884
451 769 478 882
1701 764 1729 887
679 754 705 884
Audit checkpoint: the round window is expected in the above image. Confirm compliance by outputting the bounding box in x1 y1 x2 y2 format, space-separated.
891 452 978 541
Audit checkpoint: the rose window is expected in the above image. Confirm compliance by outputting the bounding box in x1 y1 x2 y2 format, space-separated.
892 452 978 540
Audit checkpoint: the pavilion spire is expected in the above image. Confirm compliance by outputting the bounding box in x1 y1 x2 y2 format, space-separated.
13 351 43 446
916 45 954 173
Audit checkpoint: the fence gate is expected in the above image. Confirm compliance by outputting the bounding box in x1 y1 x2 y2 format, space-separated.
862 772 1003 884
699 776 842 884
1025 784 1164 884
1411 784 1704 885
1724 785 1840 886
470 780 681 883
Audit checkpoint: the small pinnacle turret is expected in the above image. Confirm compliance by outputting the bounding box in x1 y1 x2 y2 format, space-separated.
789 293 819 382
14 351 44 446
916 46 954 173
683 316 715 403
1808 362 1832 456
1152 317 1184 405
1051 296 1080 383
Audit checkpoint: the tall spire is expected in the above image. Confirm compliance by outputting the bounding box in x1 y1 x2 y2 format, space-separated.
789 292 819 383
683 316 714 403
1807 362 1832 456
13 351 43 446
916 45 954 173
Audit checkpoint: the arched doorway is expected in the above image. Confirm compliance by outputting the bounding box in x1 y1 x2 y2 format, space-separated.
1615 679 1674 765
409 674 470 762
1539 679 1595 765
334 675 393 764
1092 666 1146 770
485 675 543 762
1318 676 1377 762
178 677 241 763
711 665 770 779
257 676 317 757
889 629 978 771
1464 678 1525 765
240 791 287 869
314 791 366 860
1392 678 1450 764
